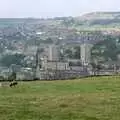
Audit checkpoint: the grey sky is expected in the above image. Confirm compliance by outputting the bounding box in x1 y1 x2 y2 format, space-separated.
0 0 120 18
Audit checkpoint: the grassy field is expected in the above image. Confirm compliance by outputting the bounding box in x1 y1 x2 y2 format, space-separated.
0 76 120 120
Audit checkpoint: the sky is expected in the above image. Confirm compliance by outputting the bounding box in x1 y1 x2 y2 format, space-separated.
0 0 120 18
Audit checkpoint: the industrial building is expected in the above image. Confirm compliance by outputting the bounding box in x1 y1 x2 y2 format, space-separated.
33 43 94 80
80 44 93 65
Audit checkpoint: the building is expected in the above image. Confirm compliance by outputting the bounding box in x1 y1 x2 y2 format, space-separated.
16 71 34 80
34 44 92 80
80 44 93 65
9 64 21 73
0 67 11 79
46 45 59 61
42 60 69 71
24 45 37 56
35 53 70 79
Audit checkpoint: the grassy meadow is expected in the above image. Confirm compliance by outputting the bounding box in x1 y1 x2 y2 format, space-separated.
0 76 120 120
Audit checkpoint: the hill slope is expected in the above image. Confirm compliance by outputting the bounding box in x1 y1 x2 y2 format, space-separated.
80 12 120 20
0 76 120 120
74 12 120 29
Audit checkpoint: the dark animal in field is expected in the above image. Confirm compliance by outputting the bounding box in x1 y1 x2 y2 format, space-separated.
9 81 18 87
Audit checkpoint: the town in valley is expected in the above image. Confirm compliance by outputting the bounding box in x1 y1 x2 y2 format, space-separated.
0 12 120 80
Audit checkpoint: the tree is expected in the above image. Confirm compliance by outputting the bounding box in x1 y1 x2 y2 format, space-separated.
91 35 119 62
96 64 103 75
8 72 16 81
0 76 4 81
64 49 73 58
74 46 80 59
90 62 103 76
0 54 25 67
90 62 97 75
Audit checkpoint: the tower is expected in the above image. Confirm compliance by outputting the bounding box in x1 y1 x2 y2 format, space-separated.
34 48 42 79
80 44 93 65
47 45 59 61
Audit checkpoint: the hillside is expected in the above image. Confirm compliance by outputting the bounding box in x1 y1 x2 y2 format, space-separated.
79 12 120 20
0 76 120 120
74 12 120 30
0 12 120 30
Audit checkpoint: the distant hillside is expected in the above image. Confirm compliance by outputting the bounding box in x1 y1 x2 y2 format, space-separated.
75 12 120 28
79 12 120 20
0 18 40 27
0 12 120 31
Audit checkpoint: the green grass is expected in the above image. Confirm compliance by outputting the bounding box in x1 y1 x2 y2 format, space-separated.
0 76 120 120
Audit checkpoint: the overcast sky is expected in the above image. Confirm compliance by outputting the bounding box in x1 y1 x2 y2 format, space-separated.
0 0 120 18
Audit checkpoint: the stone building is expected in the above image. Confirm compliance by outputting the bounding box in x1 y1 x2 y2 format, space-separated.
80 44 93 65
